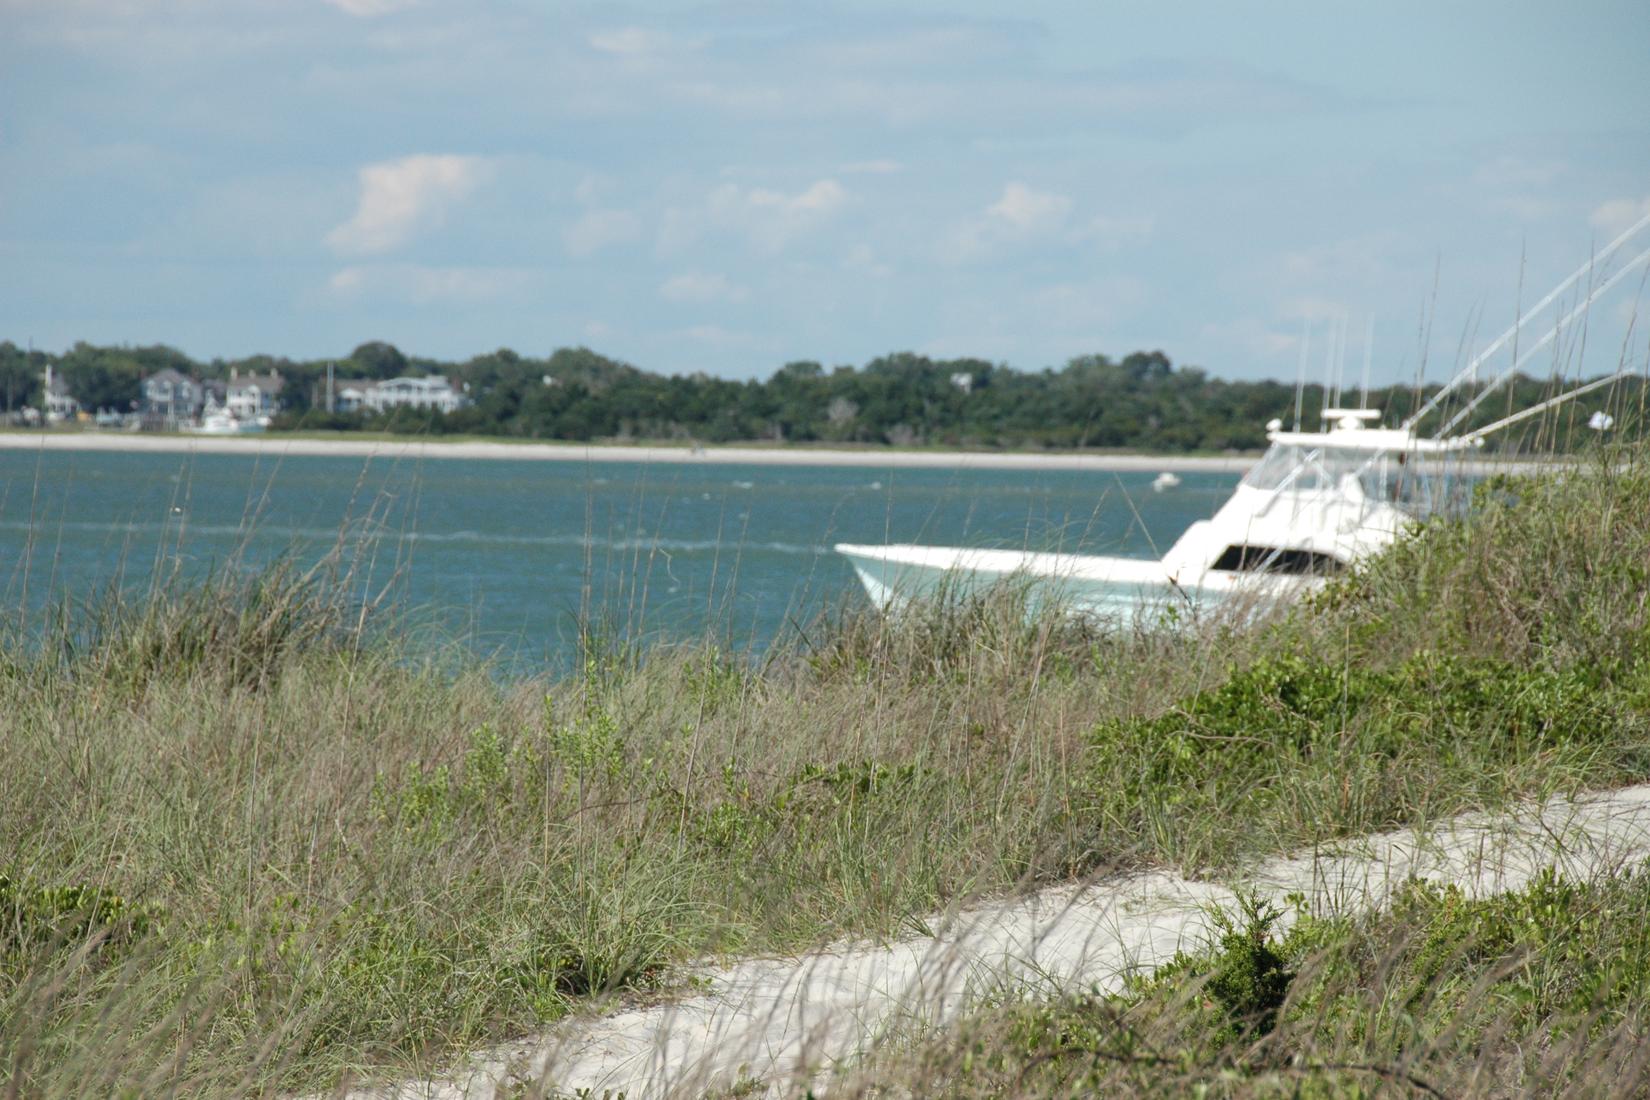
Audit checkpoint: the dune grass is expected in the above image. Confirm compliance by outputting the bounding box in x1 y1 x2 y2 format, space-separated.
2 446 1649 1095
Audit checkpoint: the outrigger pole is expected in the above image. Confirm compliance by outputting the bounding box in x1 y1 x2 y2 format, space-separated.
1402 208 1650 432
1436 244 1650 437
1456 369 1633 443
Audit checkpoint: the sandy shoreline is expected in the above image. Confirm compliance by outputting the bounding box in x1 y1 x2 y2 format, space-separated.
0 432 1256 473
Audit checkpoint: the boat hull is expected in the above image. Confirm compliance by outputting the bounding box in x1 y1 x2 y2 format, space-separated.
834 543 1312 627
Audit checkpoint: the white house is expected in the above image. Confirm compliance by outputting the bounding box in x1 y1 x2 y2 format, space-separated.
336 375 468 415
141 368 202 423
44 367 80 423
226 370 284 420
334 382 372 415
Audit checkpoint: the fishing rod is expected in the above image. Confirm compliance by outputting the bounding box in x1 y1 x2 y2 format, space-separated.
1455 369 1632 443
1402 208 1650 431
1436 242 1650 437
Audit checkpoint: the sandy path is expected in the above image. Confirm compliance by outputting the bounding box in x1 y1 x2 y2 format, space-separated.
345 783 1650 1099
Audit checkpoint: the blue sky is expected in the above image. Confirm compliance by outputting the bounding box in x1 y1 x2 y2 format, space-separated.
2 0 1647 385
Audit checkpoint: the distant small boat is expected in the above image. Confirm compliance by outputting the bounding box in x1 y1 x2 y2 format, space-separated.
187 410 268 436
1151 471 1181 492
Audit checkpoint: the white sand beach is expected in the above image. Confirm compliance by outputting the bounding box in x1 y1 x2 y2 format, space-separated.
0 431 1256 473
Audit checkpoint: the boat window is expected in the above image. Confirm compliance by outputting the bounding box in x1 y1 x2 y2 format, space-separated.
1245 444 1424 501
1241 444 1307 490
1242 444 1363 493
1353 454 1458 511
1242 443 1477 523
1211 544 1345 575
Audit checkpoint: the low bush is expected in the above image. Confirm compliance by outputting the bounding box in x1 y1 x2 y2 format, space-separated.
861 865 1650 1097
1079 651 1650 871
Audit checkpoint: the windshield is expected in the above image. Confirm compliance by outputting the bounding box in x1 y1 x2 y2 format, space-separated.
1241 444 1369 492
1241 443 1464 514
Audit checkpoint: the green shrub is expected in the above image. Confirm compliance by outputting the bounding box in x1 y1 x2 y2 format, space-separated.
877 865 1650 1097
0 873 160 956
1079 648 1648 871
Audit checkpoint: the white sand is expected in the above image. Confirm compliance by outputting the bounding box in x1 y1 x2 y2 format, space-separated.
345 783 1650 1099
0 432 1252 473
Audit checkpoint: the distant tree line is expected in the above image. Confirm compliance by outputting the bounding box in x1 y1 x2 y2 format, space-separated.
1 339 1639 453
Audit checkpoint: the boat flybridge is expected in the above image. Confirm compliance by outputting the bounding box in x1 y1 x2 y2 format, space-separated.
837 216 1650 625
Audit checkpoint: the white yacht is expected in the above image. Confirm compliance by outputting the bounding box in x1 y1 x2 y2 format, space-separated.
836 410 1470 624
838 217 1650 625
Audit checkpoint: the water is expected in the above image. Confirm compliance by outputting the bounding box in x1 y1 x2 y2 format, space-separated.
0 450 1238 669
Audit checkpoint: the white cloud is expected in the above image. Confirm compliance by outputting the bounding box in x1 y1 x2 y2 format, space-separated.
1472 155 1568 224
564 208 643 257
986 182 1071 233
1488 195 1562 222
660 271 749 304
752 179 847 216
326 263 531 303
943 182 1075 262
588 27 705 58
839 159 904 175
680 324 753 348
1079 213 1156 250
326 154 491 256
573 176 604 204
1474 154 1566 191
1199 317 1302 362
1279 296 1355 324
1026 277 1147 332
708 178 848 252
661 178 848 255
1591 195 1650 239
843 243 893 279
1276 233 1404 289
322 0 421 17
918 277 1147 362
328 267 367 295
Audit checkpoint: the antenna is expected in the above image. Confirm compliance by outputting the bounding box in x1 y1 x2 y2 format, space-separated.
1324 313 1341 413
1404 207 1650 430
1335 311 1349 410
1359 314 1374 411
1293 319 1309 431
1438 242 1650 436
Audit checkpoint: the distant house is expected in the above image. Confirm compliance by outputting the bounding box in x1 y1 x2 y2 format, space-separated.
142 368 203 423
44 367 80 423
227 369 284 420
335 375 468 415
334 381 373 415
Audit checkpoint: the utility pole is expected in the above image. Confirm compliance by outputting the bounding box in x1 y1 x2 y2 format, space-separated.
326 360 335 413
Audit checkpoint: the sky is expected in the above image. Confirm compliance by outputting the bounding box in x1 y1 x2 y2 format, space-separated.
2 0 1647 386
